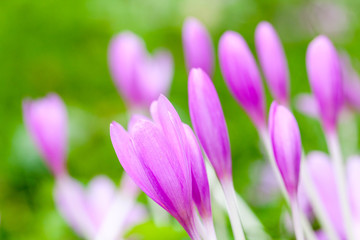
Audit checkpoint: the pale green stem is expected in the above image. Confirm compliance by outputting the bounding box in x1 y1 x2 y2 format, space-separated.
291 198 305 240
326 132 354 240
203 217 217 240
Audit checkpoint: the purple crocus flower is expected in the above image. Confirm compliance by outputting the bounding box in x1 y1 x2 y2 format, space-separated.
183 123 212 220
219 31 266 129
255 21 289 105
269 102 301 199
108 31 173 109
306 35 343 133
188 68 232 182
23 93 68 177
110 95 200 239
182 17 214 76
55 174 146 239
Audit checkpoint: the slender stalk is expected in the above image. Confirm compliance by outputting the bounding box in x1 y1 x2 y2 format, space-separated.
301 162 340 240
194 212 206 239
221 178 246 240
291 198 305 240
259 128 318 240
326 132 354 240
203 217 218 240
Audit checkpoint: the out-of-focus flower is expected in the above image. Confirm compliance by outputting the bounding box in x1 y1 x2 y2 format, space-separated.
182 17 214 76
298 153 360 239
23 93 68 177
110 95 201 239
255 21 289 105
294 94 319 118
219 31 266 129
340 54 360 112
269 102 301 199
306 35 343 132
108 31 173 109
188 68 231 182
55 174 146 239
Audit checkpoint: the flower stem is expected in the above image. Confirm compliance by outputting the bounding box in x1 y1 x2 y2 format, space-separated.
221 178 246 240
203 217 217 240
291 198 305 240
326 132 354 240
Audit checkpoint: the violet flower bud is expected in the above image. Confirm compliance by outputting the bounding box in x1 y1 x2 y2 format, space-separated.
269 102 301 198
182 17 214 76
183 123 212 220
306 35 343 132
219 31 266 128
110 100 200 238
108 32 173 108
255 21 289 105
188 68 232 181
23 93 68 177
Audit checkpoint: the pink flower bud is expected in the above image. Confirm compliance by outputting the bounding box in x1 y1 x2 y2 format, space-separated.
219 31 266 128
23 93 68 177
269 102 301 198
306 35 343 132
255 21 289 105
188 68 232 181
182 17 214 76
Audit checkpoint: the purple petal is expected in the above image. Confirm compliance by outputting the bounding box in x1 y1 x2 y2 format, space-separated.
23 93 68 177
347 156 360 221
269 102 301 198
306 35 343 132
182 17 214 76
255 21 289 105
129 119 195 235
304 152 344 237
183 123 212 219
108 32 146 106
188 68 232 181
341 54 360 112
219 31 266 128
137 50 174 105
54 176 96 238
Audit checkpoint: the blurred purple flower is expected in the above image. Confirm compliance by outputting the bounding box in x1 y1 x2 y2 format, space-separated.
306 35 343 132
182 17 214 76
255 21 289 105
23 93 68 177
219 31 266 129
269 102 301 199
55 174 146 239
110 95 201 239
188 68 232 182
108 32 173 109
295 93 319 118
340 54 360 112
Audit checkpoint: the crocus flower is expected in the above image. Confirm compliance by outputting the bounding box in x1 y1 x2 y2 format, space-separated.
55 174 146 239
269 101 303 239
255 21 289 105
182 17 214 76
188 68 231 181
110 95 200 239
340 54 360 112
219 31 266 129
269 101 301 199
306 35 343 132
108 31 173 109
183 123 212 220
23 93 68 177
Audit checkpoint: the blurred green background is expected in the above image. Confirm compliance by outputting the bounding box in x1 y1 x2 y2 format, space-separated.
1 0 360 239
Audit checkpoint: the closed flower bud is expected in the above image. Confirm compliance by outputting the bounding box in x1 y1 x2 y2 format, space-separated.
182 17 214 76
255 21 289 105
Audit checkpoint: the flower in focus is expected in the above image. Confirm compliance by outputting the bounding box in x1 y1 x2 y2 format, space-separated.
306 35 343 132
269 102 301 199
110 95 204 239
55 174 146 239
182 17 214 76
188 68 232 182
255 21 289 105
219 31 266 129
108 31 174 109
23 93 68 177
